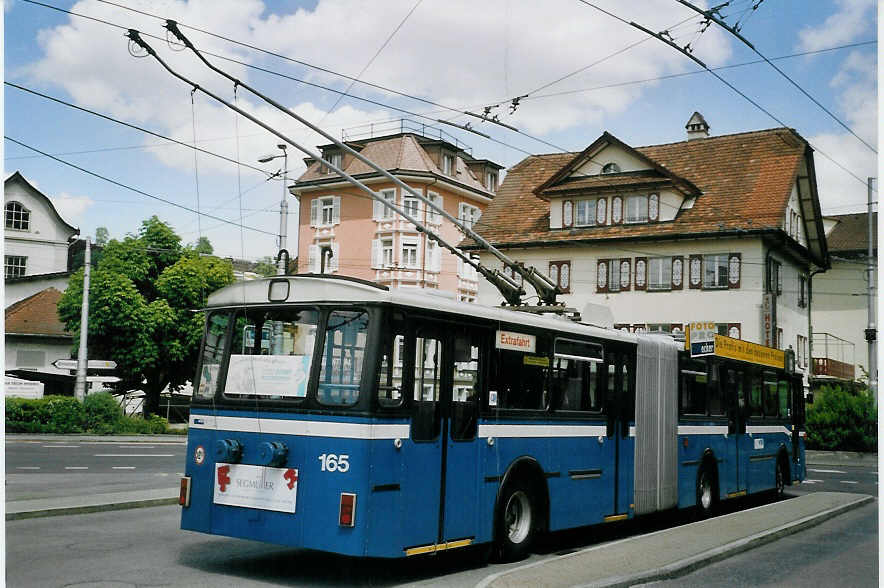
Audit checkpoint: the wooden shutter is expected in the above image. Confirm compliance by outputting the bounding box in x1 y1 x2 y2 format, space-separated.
612 196 623 224
330 243 340 272
727 323 741 339
671 256 684 290
619 258 631 291
670 323 684 334
596 259 608 293
596 198 607 225
562 200 574 228
727 252 741 289
372 195 383 220
688 254 702 289
649 193 659 221
371 239 381 268
308 244 319 273
310 198 319 227
332 196 342 225
559 261 571 293
634 257 647 290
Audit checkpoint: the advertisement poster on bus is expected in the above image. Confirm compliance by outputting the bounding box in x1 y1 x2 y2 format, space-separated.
213 463 298 513
225 355 310 397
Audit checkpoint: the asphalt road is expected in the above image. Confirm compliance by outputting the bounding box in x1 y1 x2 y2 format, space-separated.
5 461 877 588
5 438 187 474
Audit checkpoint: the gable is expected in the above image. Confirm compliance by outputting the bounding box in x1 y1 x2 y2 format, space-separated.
573 143 651 176
4 172 79 241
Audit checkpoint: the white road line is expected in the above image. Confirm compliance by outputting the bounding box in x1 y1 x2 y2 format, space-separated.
16 467 40 470
65 467 88 470
93 454 176 457
803 479 824 484
808 468 846 474
840 480 859 484
42 445 79 448
112 466 136 470
115 445 155 448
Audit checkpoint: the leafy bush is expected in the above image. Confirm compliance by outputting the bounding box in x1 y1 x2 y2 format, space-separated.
5 396 85 433
806 384 877 452
84 392 123 434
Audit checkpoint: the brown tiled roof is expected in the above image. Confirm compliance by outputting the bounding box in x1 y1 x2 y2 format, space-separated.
5 287 71 337
470 128 807 247
540 172 671 195
296 134 491 195
826 212 877 253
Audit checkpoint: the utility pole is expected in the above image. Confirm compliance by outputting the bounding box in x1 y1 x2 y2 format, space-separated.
74 237 91 402
866 177 877 403
258 144 289 275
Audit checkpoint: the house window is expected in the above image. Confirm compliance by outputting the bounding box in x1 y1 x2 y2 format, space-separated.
575 199 597 227
401 237 419 268
442 153 455 176
5 255 27 278
321 151 342 174
5 201 30 231
458 203 481 230
311 196 341 227
403 195 420 218
548 260 571 294
375 189 396 220
625 195 649 223
382 238 394 268
602 259 620 293
767 258 782 295
601 162 621 174
703 254 728 289
427 192 442 222
486 170 498 192
648 257 672 291
503 263 524 287
797 334 808 368
308 242 339 273
798 274 808 308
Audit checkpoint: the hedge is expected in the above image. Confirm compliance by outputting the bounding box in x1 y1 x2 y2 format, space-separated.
806 384 877 452
6 393 172 435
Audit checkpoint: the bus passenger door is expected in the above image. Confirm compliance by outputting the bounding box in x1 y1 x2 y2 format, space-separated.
725 368 746 494
441 330 482 544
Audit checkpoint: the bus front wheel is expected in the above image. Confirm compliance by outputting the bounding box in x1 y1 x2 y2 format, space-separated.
496 481 535 561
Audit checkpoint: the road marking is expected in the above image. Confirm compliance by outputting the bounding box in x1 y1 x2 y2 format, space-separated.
112 466 136 470
93 454 176 457
802 479 823 484
840 480 859 484
16 467 40 470
808 469 846 474
65 467 88 470
42 445 79 448
116 445 155 448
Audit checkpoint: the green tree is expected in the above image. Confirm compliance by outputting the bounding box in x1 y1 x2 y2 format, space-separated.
58 217 234 416
95 226 109 246
193 236 214 255
806 384 877 452
253 256 278 277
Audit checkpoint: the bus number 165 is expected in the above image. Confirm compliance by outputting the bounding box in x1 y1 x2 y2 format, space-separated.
318 453 350 473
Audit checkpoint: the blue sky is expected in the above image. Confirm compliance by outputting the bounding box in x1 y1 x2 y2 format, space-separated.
3 0 878 262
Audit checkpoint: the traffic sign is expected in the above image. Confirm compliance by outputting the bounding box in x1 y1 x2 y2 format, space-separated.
52 359 118 370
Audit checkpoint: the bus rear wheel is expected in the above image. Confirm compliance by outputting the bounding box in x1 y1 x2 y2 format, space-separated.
696 465 717 518
496 481 535 561
775 457 787 498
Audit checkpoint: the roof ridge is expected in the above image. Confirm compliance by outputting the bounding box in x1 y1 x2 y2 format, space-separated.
636 127 794 151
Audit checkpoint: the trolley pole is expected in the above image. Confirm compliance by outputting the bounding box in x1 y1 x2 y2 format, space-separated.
866 177 876 403
277 147 288 276
74 237 91 402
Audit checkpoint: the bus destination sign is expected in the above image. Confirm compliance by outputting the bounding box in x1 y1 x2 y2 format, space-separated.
496 330 536 353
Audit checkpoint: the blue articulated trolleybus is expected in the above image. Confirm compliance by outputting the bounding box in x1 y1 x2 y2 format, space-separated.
179 274 806 560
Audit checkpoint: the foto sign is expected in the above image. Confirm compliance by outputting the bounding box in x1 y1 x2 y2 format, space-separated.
52 359 118 370
688 321 716 357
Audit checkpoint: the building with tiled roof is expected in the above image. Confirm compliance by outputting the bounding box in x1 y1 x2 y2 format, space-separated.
811 211 877 383
465 116 828 385
291 122 503 301
5 287 76 395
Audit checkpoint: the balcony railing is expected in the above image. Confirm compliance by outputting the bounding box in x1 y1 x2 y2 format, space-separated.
811 332 855 380
341 119 474 156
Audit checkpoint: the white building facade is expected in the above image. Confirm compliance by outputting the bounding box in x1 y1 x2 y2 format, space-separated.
469 118 828 385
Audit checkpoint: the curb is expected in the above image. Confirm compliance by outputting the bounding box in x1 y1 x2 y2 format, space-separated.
477 493 875 588
6 496 179 521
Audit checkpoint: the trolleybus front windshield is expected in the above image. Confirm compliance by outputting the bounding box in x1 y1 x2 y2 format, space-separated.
195 307 370 406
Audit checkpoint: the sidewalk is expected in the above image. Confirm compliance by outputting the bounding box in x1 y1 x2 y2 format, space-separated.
477 492 874 588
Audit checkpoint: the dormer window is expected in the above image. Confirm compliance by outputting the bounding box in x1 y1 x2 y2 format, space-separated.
5 201 30 231
442 153 455 176
625 195 649 223
486 170 498 192
601 162 620 174
322 151 342 174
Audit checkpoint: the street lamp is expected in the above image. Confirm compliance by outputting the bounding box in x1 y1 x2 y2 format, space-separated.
258 143 289 275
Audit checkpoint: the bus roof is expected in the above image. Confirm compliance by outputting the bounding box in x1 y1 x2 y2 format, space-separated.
206 274 639 345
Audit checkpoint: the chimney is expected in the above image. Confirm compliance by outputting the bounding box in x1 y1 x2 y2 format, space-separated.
685 111 710 140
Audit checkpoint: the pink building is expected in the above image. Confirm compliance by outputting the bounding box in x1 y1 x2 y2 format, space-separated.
292 125 502 302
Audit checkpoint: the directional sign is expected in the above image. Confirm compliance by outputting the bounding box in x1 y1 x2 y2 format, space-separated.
52 359 118 370
86 375 122 384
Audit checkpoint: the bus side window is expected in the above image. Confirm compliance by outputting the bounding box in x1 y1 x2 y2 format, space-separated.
451 332 481 441
680 358 707 416
196 312 230 400
762 370 779 417
377 332 406 408
749 367 764 417
620 352 635 424
494 335 550 410
777 377 791 419
708 362 725 416
551 339 604 413
412 335 442 441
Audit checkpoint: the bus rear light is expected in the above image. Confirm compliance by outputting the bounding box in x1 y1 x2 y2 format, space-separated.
339 493 356 527
179 476 191 507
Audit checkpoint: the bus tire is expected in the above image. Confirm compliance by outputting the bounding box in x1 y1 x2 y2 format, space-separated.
696 464 717 518
495 480 535 562
774 456 787 498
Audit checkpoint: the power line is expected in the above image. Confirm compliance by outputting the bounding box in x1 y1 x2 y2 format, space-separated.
4 135 278 237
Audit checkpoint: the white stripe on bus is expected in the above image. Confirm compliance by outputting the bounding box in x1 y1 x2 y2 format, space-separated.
189 415 410 439
677 425 729 435
746 425 791 435
478 424 608 438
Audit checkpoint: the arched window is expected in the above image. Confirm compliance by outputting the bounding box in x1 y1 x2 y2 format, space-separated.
601 162 621 174
5 201 30 230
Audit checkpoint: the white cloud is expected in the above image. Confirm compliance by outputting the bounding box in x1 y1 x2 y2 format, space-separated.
796 0 876 52
51 191 95 221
